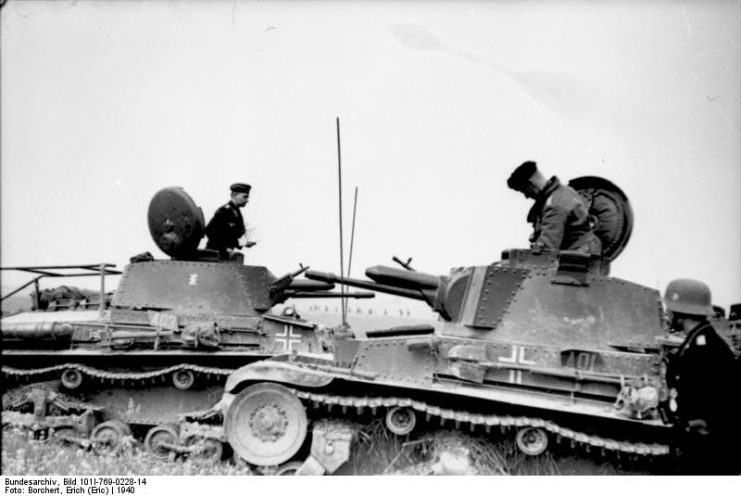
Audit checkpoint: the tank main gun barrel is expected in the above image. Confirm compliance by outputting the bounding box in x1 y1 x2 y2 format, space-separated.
305 269 439 303
365 265 440 290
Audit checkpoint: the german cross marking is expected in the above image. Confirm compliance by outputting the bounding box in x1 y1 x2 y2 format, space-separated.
275 325 302 353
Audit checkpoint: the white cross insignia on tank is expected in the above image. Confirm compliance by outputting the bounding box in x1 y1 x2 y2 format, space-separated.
498 345 536 384
188 274 198 286
276 325 302 353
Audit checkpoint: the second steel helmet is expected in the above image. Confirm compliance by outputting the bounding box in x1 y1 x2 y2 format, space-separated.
663 278 714 316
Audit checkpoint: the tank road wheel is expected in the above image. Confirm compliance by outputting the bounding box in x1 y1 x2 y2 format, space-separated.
60 369 84 390
184 436 224 465
224 382 308 467
172 369 196 390
274 461 304 476
385 406 417 436
145 423 181 461
91 420 131 456
515 427 549 456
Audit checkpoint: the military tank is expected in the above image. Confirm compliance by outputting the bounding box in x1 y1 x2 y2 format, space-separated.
209 176 739 474
1 186 370 463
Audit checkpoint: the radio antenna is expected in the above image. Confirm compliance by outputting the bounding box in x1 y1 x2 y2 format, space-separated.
336 117 347 325
347 187 359 278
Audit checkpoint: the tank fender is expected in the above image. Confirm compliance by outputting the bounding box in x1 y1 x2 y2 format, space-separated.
224 360 334 393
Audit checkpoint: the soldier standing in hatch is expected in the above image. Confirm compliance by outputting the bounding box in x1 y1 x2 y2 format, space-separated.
662 278 739 475
205 183 256 259
507 161 601 255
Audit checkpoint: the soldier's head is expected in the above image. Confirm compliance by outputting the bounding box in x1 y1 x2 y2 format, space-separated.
230 183 251 207
663 278 713 333
508 161 547 199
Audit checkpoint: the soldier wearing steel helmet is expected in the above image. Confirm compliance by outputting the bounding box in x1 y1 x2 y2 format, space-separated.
507 161 601 256
663 278 739 474
205 183 256 259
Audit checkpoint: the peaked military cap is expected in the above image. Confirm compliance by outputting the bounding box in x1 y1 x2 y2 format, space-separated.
230 183 252 194
507 161 538 191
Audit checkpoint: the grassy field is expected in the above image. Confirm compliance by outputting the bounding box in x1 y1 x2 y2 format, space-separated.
2 420 654 476
1 426 248 476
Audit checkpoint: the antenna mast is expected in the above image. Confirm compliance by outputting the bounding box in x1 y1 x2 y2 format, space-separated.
347 187 359 278
336 117 347 325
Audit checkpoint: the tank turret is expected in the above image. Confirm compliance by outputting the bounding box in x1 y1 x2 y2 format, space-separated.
307 247 662 352
121 186 363 315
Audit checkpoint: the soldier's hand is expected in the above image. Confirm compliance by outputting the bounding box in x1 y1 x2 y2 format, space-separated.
245 241 257 248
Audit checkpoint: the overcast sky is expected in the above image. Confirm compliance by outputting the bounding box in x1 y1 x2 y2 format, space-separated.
2 0 740 311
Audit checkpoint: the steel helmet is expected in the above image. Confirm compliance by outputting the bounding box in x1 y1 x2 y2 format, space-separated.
663 278 714 316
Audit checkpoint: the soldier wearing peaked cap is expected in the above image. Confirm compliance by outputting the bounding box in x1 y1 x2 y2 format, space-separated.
662 278 739 474
205 183 256 259
507 161 601 256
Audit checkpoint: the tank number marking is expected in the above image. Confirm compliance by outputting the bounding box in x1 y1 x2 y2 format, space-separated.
147 310 178 331
561 350 601 372
276 325 302 352
498 345 536 384
188 274 198 286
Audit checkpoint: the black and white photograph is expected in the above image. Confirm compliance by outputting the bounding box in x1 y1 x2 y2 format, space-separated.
1 0 740 488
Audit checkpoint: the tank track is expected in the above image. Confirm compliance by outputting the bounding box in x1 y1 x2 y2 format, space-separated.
293 390 670 458
2 363 232 384
2 364 670 461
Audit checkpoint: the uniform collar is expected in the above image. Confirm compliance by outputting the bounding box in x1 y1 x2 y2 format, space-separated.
679 320 712 353
527 176 561 222
538 176 560 200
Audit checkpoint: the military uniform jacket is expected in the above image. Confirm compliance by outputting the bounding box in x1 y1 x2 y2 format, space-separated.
527 176 601 255
205 201 246 254
665 322 736 432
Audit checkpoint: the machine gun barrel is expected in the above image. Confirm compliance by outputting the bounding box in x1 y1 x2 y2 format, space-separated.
286 280 335 292
305 270 435 302
284 291 375 299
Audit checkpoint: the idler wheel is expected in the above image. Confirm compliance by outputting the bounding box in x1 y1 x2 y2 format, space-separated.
60 369 83 390
274 461 304 475
184 435 223 465
91 420 131 456
172 369 196 390
385 406 417 436
224 382 308 467
145 423 181 461
515 427 549 456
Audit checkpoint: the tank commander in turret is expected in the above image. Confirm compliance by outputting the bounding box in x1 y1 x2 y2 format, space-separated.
205 183 256 259
507 161 601 255
662 278 739 475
